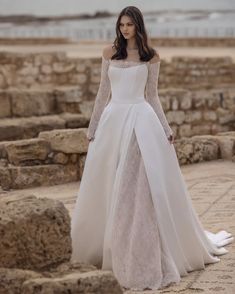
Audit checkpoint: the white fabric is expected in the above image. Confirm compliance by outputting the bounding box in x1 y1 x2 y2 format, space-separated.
71 58 233 291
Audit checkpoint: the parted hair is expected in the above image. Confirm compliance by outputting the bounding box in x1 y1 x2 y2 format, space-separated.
111 6 158 62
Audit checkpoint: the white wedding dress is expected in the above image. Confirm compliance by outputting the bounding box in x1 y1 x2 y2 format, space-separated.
70 51 234 291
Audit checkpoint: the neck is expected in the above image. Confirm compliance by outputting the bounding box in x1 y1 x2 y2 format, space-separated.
126 38 138 50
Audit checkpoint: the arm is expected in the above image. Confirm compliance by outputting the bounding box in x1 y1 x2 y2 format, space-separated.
145 55 174 139
87 52 111 140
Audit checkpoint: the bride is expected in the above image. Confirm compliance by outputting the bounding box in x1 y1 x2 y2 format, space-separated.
70 5 233 291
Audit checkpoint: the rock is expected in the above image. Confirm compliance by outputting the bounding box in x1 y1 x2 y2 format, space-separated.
178 124 191 138
22 270 123 294
55 86 82 113
0 115 66 141
0 261 99 294
0 91 11 118
70 154 78 164
0 268 43 294
213 134 235 159
166 110 185 125
174 138 194 164
1 164 78 189
203 110 217 121
53 152 69 164
0 120 25 141
192 94 207 109
79 101 94 118
174 135 222 164
184 111 202 123
18 64 39 76
192 136 220 162
52 63 75 74
0 73 7 89
191 125 211 136
40 64 52 74
70 73 87 84
11 89 56 117
5 138 50 166
39 129 89 154
78 154 87 179
0 195 71 270
180 95 192 110
60 113 89 128
0 167 11 190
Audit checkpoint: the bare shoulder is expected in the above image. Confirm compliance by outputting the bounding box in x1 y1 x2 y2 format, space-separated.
102 44 116 60
149 50 161 64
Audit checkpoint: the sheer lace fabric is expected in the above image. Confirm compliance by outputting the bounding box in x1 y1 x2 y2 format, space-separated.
87 54 173 140
112 130 180 291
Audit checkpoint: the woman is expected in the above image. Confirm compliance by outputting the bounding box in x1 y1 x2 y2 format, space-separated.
70 6 233 291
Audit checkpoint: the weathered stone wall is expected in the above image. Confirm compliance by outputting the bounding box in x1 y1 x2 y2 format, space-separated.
151 37 235 47
0 129 88 190
0 52 234 92
0 129 235 190
0 87 85 118
158 88 235 137
0 87 234 137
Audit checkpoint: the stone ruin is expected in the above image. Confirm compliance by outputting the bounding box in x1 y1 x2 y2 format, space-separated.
0 51 234 293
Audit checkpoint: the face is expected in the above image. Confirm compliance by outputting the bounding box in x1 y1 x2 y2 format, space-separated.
119 15 136 40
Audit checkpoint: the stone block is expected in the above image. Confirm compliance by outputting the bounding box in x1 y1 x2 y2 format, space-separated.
180 95 192 110
0 268 42 294
1 164 78 190
184 111 202 123
11 90 56 117
0 195 71 270
191 125 211 136
52 63 75 74
192 136 220 162
53 152 69 164
0 91 11 118
0 167 11 190
203 110 217 121
0 119 25 141
178 124 192 137
39 128 88 154
22 270 123 294
61 113 89 128
0 115 68 141
5 138 50 165
166 110 185 125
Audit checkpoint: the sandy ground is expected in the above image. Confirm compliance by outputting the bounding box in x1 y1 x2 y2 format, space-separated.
1 159 234 293
0 41 234 61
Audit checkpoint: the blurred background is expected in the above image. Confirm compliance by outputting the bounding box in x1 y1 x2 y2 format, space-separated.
0 0 234 41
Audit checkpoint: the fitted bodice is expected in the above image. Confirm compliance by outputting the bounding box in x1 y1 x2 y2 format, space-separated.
108 61 148 104
86 54 174 140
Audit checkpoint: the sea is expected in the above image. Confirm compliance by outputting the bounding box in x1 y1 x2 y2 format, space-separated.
0 0 234 40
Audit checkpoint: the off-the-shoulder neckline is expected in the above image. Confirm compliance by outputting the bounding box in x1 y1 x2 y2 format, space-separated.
102 56 160 65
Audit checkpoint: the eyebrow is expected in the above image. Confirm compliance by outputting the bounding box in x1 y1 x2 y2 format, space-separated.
120 22 133 24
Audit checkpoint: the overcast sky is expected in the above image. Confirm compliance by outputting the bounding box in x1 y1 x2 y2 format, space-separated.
0 0 234 15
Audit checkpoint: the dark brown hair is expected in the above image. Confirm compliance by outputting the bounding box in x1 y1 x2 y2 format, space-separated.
111 6 157 61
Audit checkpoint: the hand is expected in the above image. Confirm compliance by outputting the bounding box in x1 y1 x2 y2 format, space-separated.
167 134 174 144
88 136 95 142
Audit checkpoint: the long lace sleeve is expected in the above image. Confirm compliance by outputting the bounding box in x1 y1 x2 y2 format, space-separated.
87 56 111 140
145 61 173 138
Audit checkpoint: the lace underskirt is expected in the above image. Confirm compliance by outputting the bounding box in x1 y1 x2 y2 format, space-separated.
111 130 180 291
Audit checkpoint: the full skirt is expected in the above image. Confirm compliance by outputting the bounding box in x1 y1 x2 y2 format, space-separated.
70 100 233 290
